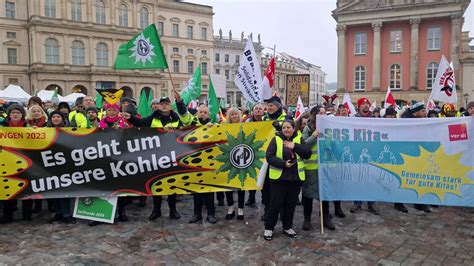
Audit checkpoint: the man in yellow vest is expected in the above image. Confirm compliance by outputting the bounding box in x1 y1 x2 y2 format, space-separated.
123 92 193 221
69 96 98 127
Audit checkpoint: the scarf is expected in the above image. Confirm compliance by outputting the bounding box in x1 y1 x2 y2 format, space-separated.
99 115 124 128
9 120 26 127
28 117 47 127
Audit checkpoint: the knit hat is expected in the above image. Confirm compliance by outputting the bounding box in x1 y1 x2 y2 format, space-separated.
105 103 120 111
151 99 160 105
121 97 136 105
85 106 99 114
409 102 425 113
6 104 26 117
57 102 71 112
466 101 474 110
357 98 370 108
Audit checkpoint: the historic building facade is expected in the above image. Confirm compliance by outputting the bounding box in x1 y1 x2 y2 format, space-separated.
333 0 471 106
213 30 262 107
0 0 213 99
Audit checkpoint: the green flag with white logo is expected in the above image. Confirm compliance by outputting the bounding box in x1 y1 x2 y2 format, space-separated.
208 77 220 123
114 24 168 70
181 65 202 106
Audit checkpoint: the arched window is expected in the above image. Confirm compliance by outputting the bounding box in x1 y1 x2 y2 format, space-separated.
71 41 85 65
96 0 106 24
96 43 108 66
354 66 366 91
140 7 149 29
45 38 59 64
71 0 82 21
45 0 56 18
426 62 439 90
119 4 128 27
389 64 402 90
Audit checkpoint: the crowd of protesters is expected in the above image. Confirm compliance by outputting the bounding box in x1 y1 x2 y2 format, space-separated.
0 92 473 241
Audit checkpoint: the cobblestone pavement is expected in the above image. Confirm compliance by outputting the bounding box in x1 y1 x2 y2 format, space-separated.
0 195 473 265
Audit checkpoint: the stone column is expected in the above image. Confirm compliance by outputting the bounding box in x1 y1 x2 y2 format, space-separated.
450 15 462 69
372 22 382 91
63 34 69 67
31 30 37 63
410 18 420 90
336 24 347 92
61 0 67 21
132 0 138 29
86 0 93 25
112 39 116 64
89 37 94 65
110 0 116 26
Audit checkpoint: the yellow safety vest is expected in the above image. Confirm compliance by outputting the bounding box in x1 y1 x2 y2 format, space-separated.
304 142 318 170
269 134 306 181
263 111 288 122
151 118 180 128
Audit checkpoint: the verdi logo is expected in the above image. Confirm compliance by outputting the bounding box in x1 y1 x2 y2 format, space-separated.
215 126 265 186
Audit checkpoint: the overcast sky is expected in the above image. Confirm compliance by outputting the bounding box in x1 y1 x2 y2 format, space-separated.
189 0 474 83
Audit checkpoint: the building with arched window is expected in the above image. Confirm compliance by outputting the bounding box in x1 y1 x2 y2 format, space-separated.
333 0 471 107
0 0 214 98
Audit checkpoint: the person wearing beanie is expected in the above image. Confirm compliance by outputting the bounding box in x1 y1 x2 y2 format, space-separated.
122 92 193 221
427 110 439 118
382 107 398 118
46 110 67 127
121 97 136 112
372 107 381 118
79 106 100 128
350 97 380 215
0 104 33 224
439 103 459 117
261 95 293 221
151 99 161 111
467 101 474 116
356 98 372 117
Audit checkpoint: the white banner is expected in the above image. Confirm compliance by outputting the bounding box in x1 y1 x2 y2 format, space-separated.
234 38 263 104
210 74 227 99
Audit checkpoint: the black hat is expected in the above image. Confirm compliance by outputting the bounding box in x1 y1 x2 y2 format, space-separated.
57 102 71 112
124 104 138 116
159 97 171 103
49 110 64 119
384 107 397 117
263 96 282 105
121 97 136 105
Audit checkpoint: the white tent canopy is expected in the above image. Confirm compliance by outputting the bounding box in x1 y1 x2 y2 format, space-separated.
62 93 86 105
37 90 66 103
0 85 32 103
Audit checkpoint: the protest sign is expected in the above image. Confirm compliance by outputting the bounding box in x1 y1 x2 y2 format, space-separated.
317 116 474 207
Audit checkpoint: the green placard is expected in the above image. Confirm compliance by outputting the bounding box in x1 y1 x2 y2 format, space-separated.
73 196 117 224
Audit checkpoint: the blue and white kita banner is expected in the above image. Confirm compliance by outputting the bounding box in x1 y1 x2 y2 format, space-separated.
317 116 474 207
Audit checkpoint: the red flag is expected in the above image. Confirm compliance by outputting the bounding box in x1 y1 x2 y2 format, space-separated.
262 57 275 100
295 95 305 119
384 87 397 108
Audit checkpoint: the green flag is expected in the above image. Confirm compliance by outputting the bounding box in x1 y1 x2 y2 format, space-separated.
114 24 168 70
208 77 220 123
137 89 153 117
51 88 59 104
94 93 103 109
181 65 202 106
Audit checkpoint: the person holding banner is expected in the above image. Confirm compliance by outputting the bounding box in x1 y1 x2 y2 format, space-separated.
401 102 432 213
123 92 193 221
264 120 311 240
47 111 76 224
0 104 33 224
224 107 247 221
301 108 345 232
244 103 265 207
351 98 380 215
188 105 218 224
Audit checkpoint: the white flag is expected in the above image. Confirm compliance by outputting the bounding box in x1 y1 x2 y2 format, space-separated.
369 100 377 112
295 95 305 119
234 38 263 104
429 55 457 103
343 93 356 116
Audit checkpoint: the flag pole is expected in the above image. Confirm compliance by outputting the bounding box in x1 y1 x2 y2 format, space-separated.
320 202 324 234
166 68 178 95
